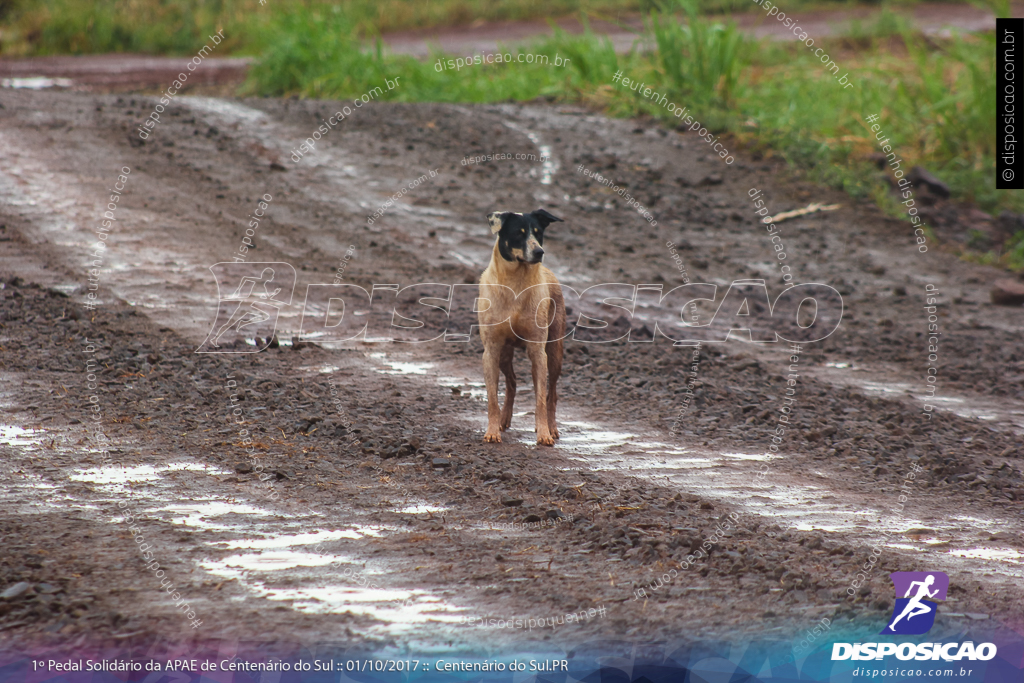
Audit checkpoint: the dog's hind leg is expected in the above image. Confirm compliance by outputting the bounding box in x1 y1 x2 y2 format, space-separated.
482 346 503 443
499 344 516 432
527 341 553 446
545 337 562 440
546 288 566 440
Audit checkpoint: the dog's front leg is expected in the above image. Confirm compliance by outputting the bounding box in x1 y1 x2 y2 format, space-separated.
483 346 503 443
527 342 553 446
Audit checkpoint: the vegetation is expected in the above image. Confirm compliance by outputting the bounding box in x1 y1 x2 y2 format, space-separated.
0 0 957 56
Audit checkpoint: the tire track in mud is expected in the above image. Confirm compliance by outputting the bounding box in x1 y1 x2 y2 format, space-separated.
0 90 1022 650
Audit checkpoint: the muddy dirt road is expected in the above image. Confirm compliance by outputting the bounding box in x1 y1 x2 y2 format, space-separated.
0 89 1021 660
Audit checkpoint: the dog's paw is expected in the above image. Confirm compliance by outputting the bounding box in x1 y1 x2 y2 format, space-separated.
483 430 502 443
536 433 555 447
551 428 560 440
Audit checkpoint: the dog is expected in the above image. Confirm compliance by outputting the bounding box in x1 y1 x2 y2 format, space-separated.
478 209 565 446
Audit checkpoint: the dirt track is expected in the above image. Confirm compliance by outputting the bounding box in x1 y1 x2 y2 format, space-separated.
0 89 1021 658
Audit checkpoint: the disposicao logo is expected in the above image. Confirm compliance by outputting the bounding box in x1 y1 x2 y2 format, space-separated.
831 571 997 662
882 571 948 635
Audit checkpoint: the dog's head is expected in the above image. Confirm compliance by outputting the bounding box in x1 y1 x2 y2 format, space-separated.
487 209 563 265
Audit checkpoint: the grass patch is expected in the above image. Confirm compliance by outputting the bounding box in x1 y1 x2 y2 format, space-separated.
0 0 969 55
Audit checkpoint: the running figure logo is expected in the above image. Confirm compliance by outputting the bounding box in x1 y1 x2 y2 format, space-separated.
880 571 949 635
197 262 296 353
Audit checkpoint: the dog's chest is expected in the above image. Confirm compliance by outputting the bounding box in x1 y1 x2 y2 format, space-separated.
479 275 554 341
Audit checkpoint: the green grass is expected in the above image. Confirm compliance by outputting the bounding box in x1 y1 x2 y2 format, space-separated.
0 0 967 56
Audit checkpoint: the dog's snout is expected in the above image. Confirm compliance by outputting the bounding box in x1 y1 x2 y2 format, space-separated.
532 246 545 260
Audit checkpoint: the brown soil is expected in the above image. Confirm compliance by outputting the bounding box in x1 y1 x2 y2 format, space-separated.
0 89 1021 659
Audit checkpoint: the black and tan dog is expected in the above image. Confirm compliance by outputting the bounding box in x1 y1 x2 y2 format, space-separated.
478 209 565 446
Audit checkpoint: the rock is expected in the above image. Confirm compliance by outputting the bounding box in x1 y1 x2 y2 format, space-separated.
501 497 524 507
36 583 60 594
545 509 569 520
965 613 990 620
431 458 451 468
234 462 253 474
1 582 32 600
523 514 542 523
907 166 950 199
991 279 1024 306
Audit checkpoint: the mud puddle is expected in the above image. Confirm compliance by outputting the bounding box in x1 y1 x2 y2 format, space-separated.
361 346 1024 588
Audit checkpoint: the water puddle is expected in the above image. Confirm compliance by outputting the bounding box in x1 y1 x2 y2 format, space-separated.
212 551 347 571
231 581 465 627
950 547 1023 563
0 425 45 448
396 504 446 514
367 352 434 375
151 500 274 531
209 527 389 550
181 97 271 126
438 377 486 399
1 77 73 89
69 462 231 495
70 464 164 485
808 362 1024 432
6 473 58 490
198 523 466 634
301 364 342 374
532 418 1023 581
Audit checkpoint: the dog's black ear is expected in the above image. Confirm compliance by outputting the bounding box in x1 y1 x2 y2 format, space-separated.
487 211 512 235
532 209 563 229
